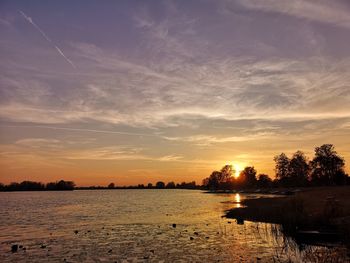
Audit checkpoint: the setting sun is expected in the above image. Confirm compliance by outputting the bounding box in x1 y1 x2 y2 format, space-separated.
233 164 242 178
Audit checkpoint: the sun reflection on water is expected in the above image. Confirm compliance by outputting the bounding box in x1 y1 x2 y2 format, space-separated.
235 193 241 208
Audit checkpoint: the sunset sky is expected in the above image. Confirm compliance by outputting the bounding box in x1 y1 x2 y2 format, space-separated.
0 0 350 186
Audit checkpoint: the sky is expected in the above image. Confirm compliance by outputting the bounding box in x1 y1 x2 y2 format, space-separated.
0 0 350 186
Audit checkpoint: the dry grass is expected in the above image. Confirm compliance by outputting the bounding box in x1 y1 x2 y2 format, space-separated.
226 186 350 241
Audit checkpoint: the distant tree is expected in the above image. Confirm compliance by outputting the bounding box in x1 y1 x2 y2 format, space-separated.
274 153 290 181
204 165 235 190
147 183 153 188
202 178 209 188
178 181 197 189
239 166 257 188
166 181 176 189
155 181 165 189
46 180 75 190
19 181 45 191
137 184 145 189
8 182 20 191
220 165 234 179
108 183 115 189
288 151 310 186
310 144 347 185
257 174 272 188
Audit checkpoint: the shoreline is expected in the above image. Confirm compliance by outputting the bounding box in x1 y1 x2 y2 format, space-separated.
225 186 350 246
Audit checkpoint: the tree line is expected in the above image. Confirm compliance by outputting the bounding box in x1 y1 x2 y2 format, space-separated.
100 181 198 190
203 144 349 190
0 180 75 191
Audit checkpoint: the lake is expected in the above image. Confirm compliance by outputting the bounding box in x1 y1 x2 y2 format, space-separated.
0 190 345 262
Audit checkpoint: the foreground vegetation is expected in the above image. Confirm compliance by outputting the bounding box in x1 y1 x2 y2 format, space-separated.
226 186 350 245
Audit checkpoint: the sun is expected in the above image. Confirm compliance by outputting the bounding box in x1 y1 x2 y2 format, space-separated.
233 164 242 178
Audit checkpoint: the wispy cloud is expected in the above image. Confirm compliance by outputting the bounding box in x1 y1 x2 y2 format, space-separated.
18 10 76 68
235 0 350 29
0 125 159 137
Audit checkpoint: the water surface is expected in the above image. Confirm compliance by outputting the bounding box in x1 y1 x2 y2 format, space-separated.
0 190 346 262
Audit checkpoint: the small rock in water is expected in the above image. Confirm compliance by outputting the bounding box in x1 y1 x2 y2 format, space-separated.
194 232 199 235
205 236 210 239
11 244 18 253
172 224 176 228
40 244 46 249
227 221 232 224
108 249 112 253
190 237 194 240
19 245 23 249
150 249 154 254
257 257 261 260
74 230 79 234
236 218 244 225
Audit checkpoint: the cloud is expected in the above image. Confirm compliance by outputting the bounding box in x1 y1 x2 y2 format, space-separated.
59 146 184 162
15 138 61 148
1 125 159 137
1 48 350 129
235 0 350 29
163 132 274 146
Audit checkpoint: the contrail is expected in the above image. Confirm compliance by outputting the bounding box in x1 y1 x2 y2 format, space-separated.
0 125 157 137
18 10 76 68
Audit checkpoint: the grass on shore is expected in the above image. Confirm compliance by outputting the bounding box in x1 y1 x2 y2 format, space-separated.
226 186 350 243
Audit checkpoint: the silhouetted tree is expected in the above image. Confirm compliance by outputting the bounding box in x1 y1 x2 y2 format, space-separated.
155 181 165 189
288 151 309 186
310 144 347 185
166 181 176 189
257 174 272 188
203 165 235 190
0 180 76 191
239 166 257 188
108 183 115 189
274 153 290 180
46 180 75 190
19 181 45 191
147 183 153 188
207 171 222 190
177 181 197 189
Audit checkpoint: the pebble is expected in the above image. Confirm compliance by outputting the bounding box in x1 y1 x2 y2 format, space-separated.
172 224 176 228
74 230 79 234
